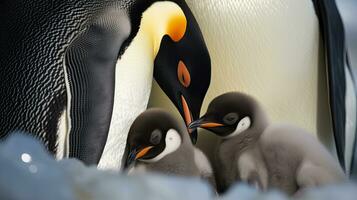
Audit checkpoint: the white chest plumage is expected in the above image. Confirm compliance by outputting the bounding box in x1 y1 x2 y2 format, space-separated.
98 33 154 169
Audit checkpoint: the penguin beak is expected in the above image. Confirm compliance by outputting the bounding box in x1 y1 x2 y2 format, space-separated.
188 117 224 130
125 146 154 167
180 95 199 144
181 95 193 129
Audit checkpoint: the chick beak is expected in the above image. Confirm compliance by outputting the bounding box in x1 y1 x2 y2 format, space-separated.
124 146 153 168
188 117 224 130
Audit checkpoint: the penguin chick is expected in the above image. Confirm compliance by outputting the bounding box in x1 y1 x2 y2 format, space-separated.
123 108 215 185
189 92 346 195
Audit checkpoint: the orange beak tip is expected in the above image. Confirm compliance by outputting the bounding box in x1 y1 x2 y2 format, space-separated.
181 96 191 123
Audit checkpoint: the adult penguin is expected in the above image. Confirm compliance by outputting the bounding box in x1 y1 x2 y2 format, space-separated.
148 0 357 177
0 0 210 170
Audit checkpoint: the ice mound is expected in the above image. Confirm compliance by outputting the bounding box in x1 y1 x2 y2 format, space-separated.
0 133 213 200
0 133 74 200
0 133 356 200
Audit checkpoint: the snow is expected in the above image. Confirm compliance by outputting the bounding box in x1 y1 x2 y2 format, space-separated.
0 133 356 200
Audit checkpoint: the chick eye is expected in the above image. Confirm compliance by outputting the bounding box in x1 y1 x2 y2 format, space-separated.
150 129 162 145
223 113 238 125
177 60 191 88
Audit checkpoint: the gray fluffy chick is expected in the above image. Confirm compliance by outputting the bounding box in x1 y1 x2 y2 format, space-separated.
189 92 346 195
122 108 215 187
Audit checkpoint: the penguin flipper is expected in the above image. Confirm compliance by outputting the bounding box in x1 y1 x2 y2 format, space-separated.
64 9 130 165
312 0 347 170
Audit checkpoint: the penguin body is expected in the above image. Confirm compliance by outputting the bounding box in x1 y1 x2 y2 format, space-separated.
129 141 199 177
129 147 213 183
0 0 126 156
260 124 345 191
124 108 214 184
217 124 346 194
189 92 345 194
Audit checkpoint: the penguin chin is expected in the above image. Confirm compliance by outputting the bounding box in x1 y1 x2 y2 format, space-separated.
139 129 182 163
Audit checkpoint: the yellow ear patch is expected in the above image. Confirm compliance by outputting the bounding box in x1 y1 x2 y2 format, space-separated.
166 14 187 42
140 1 187 55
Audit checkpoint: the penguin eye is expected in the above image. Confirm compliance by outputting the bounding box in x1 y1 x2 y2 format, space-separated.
150 129 162 145
177 60 191 88
223 113 239 125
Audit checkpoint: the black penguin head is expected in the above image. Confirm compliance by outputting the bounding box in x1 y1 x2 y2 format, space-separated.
154 13 211 145
124 1 210 144
124 108 185 168
189 92 259 138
